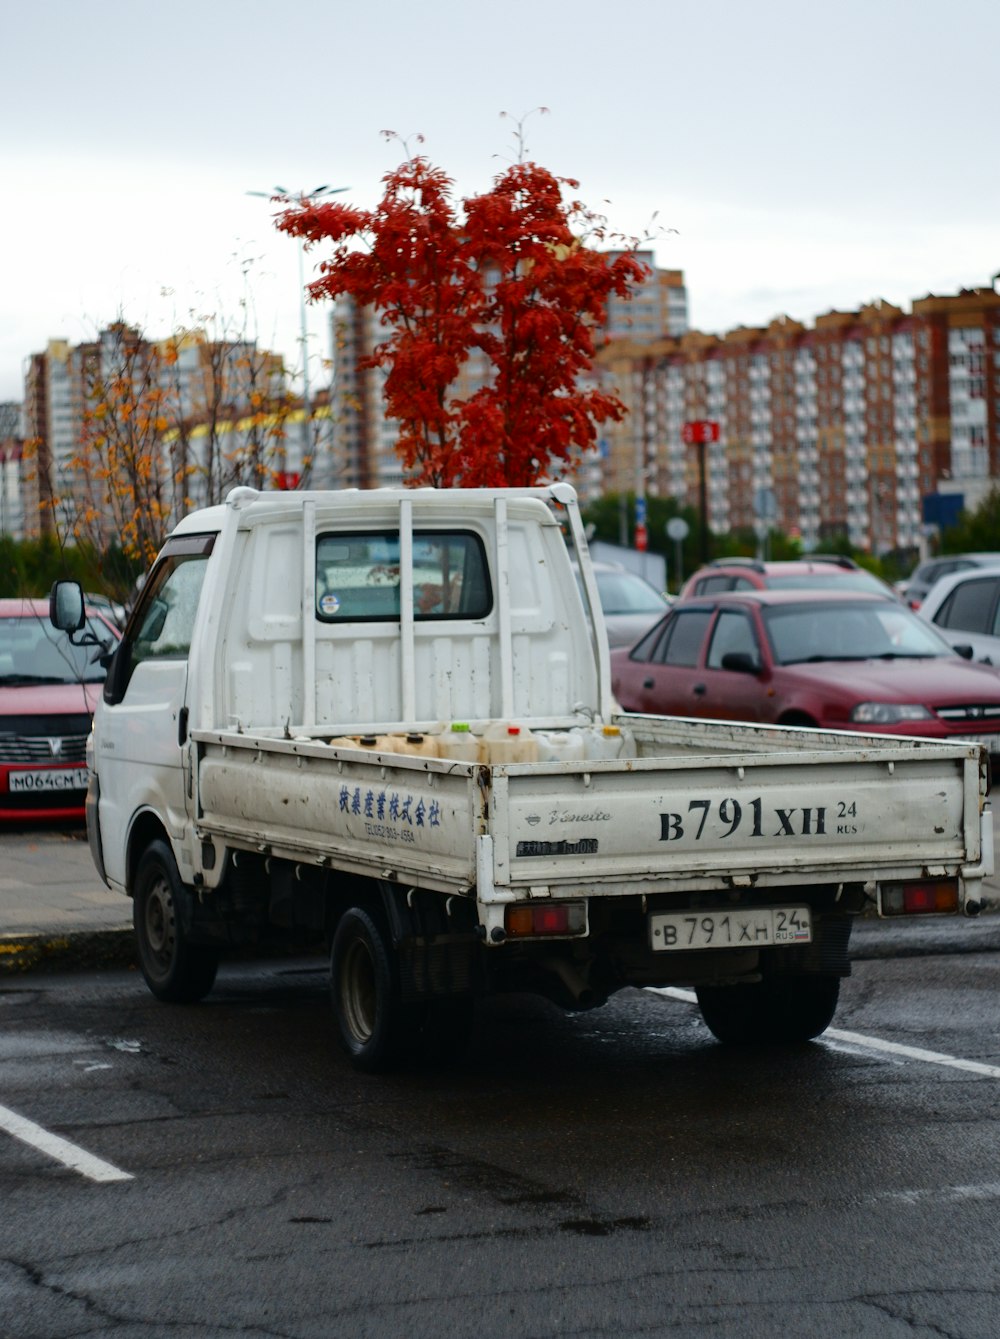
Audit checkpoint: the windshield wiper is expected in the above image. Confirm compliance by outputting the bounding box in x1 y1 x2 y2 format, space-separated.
872 651 937 660
780 654 870 665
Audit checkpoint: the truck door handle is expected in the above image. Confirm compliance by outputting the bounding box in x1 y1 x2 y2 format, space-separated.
178 706 189 745
693 683 706 696
643 677 654 689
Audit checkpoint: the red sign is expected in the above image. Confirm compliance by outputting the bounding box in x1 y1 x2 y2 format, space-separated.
682 420 720 445
634 522 648 553
274 471 302 491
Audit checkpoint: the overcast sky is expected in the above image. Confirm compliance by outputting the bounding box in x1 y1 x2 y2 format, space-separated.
3 0 997 405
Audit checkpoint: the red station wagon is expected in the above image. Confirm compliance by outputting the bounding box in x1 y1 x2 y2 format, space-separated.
611 589 1000 755
0 597 120 822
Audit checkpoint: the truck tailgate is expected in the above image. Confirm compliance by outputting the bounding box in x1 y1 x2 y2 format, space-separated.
489 743 985 896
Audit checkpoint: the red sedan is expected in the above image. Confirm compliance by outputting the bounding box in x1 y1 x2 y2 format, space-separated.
0 597 120 822
611 589 1000 752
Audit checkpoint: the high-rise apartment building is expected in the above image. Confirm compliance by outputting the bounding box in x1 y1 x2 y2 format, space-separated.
594 284 1000 553
0 402 23 538
17 326 292 540
602 253 688 342
329 295 406 489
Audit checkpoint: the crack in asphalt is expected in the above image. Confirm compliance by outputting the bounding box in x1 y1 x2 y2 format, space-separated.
1 1253 301 1339
856 1291 987 1339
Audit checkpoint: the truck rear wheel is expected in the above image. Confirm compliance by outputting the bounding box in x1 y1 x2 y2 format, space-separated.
331 907 417 1072
133 840 219 1003
695 974 840 1045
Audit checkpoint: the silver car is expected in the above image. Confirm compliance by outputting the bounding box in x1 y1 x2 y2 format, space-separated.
917 563 1000 665
576 561 671 648
898 552 1000 609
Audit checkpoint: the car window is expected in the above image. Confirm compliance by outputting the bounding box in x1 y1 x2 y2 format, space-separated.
934 577 1000 635
652 609 712 666
767 572 887 593
697 575 733 594
731 576 757 591
629 620 666 663
706 611 759 668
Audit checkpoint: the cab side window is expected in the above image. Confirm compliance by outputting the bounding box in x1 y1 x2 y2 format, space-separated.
133 558 209 662
105 534 215 703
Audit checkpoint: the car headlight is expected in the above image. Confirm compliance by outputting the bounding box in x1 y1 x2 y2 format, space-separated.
850 703 934 725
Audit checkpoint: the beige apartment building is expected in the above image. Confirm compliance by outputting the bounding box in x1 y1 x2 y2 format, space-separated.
596 283 1000 553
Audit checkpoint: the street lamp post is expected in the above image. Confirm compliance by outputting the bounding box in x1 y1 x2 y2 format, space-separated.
247 184 347 485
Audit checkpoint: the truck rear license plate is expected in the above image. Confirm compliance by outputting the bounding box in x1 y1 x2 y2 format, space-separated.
650 906 812 952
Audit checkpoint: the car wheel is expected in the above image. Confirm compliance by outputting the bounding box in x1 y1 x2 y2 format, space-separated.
133 840 219 1003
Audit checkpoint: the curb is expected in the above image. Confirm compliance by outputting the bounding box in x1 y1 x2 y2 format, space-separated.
0 929 136 975
0 929 323 976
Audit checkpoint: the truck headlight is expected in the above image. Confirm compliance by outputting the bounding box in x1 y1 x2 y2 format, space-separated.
850 703 933 725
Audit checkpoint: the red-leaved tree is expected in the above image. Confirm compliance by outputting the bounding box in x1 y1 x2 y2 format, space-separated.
278 141 647 486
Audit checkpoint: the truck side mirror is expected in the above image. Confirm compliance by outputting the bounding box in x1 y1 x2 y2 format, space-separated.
953 644 974 661
49 580 86 634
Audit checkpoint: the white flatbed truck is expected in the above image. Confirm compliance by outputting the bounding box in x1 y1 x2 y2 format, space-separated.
50 484 995 1069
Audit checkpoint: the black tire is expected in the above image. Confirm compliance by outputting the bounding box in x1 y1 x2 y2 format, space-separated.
330 907 418 1072
696 974 840 1045
133 840 219 1003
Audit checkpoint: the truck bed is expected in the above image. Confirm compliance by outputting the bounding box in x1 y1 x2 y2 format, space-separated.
192 714 991 908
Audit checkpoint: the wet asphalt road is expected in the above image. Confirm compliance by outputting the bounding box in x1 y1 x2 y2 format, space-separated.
4 930 1000 1339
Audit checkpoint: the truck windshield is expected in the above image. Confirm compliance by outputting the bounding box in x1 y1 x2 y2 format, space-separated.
316 531 492 622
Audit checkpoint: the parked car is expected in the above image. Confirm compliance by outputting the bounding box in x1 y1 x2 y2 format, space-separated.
679 556 895 601
917 563 1000 664
576 561 671 648
611 589 1000 756
0 597 120 822
897 553 1000 609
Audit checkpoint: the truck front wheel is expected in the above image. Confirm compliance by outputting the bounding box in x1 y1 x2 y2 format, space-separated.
133 840 219 1003
695 974 840 1045
331 907 416 1072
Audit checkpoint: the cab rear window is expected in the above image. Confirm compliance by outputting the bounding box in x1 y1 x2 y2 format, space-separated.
315 531 492 622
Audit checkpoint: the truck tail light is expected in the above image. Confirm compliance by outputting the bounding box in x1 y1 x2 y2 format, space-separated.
505 902 587 938
881 879 960 916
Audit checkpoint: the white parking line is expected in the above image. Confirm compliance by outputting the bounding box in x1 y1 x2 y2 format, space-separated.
648 987 1000 1079
0 1103 133 1183
824 1029 1000 1079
